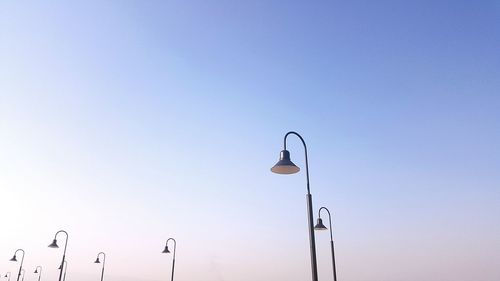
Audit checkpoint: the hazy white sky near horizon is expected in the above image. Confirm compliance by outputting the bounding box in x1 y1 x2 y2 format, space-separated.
1 1 499 281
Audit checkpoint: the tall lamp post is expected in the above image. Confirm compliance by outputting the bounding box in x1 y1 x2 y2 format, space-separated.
9 249 25 281
48 230 69 281
94 252 106 281
34 266 42 281
161 238 177 281
4 272 11 281
58 261 67 281
315 207 338 281
271 131 319 281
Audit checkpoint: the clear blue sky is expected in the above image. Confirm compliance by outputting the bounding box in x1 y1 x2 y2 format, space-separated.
1 1 499 281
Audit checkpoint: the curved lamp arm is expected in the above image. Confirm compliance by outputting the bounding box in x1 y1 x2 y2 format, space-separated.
96 252 106 265
166 238 177 259
54 230 69 256
284 131 311 194
34 266 42 281
318 207 334 242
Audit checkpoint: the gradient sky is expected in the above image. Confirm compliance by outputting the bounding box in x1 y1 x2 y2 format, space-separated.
1 1 499 281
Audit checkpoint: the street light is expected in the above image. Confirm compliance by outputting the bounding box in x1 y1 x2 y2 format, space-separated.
315 206 338 281
4 272 11 281
34 266 42 281
94 252 106 281
58 261 67 281
271 131 319 281
9 249 25 281
48 230 68 281
161 238 177 281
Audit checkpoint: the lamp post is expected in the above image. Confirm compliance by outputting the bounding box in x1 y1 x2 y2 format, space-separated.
9 249 25 281
34 266 42 281
271 131 319 281
94 252 106 281
58 261 67 281
161 238 177 281
48 230 68 281
4 272 11 281
315 207 338 281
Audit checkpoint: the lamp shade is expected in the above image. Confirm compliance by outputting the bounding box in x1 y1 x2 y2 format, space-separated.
48 239 59 248
271 150 300 174
9 255 17 262
314 218 328 230
94 257 100 264
162 245 170 254
34 269 38 274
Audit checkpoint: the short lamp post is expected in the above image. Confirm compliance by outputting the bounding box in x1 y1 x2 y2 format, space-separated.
161 238 177 281
315 207 338 281
94 252 106 281
271 131 319 281
4 272 11 281
48 230 68 281
34 266 42 281
9 249 25 281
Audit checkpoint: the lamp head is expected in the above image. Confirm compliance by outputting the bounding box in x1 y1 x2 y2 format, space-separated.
9 255 17 262
314 218 328 230
34 269 38 274
94 257 100 264
271 150 300 174
162 245 171 254
48 239 59 248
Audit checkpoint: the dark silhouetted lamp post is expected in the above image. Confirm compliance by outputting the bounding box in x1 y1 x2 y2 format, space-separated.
9 249 25 281
161 238 177 281
4 272 11 281
94 252 106 281
271 131 319 281
48 230 68 281
58 261 67 281
315 206 338 281
34 266 42 281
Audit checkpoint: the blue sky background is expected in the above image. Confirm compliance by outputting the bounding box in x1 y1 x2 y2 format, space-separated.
1 1 499 281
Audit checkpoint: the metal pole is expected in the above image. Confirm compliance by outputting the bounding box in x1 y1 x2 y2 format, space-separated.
284 131 319 281
97 252 106 281
62 261 67 281
166 238 177 281
330 240 337 281
13 249 25 281
319 207 338 281
53 231 69 281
